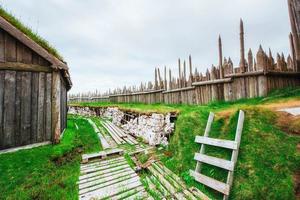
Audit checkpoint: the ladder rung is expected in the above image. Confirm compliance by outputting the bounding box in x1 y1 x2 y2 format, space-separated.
195 136 238 150
190 170 230 195
194 153 235 171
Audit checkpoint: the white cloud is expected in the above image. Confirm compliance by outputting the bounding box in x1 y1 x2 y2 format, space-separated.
0 0 291 93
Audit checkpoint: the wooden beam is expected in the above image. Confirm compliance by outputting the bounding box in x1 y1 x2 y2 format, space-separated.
192 78 232 86
52 70 61 143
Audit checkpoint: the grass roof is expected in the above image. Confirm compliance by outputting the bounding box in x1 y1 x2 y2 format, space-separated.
0 6 64 61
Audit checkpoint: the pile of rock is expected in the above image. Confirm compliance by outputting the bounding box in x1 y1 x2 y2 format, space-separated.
103 107 124 126
68 106 96 116
121 113 174 146
68 106 175 146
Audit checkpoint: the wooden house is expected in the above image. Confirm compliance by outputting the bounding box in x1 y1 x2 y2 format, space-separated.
0 14 72 150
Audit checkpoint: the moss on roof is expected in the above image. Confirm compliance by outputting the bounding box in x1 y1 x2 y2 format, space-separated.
0 6 64 61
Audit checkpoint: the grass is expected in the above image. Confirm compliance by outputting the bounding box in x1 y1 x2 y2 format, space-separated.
0 6 63 61
0 115 101 200
73 87 300 200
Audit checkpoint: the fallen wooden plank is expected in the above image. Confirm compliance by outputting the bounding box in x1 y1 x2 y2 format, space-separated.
190 170 230 195
148 166 177 194
101 121 124 145
79 176 142 200
110 186 146 200
145 176 164 199
188 187 211 200
149 175 170 197
194 153 234 171
195 136 238 150
87 118 111 149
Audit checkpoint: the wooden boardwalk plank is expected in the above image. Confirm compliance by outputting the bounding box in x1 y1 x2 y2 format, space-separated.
80 160 128 174
79 169 136 190
79 164 130 181
79 177 142 200
80 157 125 170
79 173 138 195
78 168 133 185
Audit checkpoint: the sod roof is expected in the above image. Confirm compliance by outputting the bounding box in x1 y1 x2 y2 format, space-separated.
0 6 63 61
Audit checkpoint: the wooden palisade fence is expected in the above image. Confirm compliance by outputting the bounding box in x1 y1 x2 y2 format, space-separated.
69 1 300 105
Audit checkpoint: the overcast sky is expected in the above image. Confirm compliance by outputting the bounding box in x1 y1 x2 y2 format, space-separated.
0 0 292 94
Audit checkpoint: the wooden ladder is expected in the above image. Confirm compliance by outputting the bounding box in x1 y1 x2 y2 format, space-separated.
190 110 245 200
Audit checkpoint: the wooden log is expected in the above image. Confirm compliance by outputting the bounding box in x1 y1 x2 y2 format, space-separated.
52 70 61 143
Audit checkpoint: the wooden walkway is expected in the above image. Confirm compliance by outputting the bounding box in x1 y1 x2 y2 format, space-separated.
78 155 151 200
145 161 210 200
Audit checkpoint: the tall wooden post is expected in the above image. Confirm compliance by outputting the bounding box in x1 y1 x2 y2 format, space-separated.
164 66 167 90
178 59 182 88
169 69 172 90
218 35 224 78
52 69 61 144
189 55 193 84
183 60 187 87
239 19 246 73
288 0 300 71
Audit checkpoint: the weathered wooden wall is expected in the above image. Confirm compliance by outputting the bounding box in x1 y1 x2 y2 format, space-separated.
69 71 300 105
0 30 68 150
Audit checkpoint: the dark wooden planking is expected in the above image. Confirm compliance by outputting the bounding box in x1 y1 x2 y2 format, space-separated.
3 70 16 148
15 72 22 146
16 42 23 62
45 73 52 141
21 72 32 145
22 46 32 64
37 72 45 142
0 71 4 149
32 52 39 65
5 33 17 62
0 29 5 62
31 72 39 143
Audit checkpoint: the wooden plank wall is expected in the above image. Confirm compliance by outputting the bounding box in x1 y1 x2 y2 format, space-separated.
60 76 67 133
0 30 57 150
0 70 52 150
69 73 300 105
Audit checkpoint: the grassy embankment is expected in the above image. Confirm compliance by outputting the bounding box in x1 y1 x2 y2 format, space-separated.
73 87 300 200
0 115 101 200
